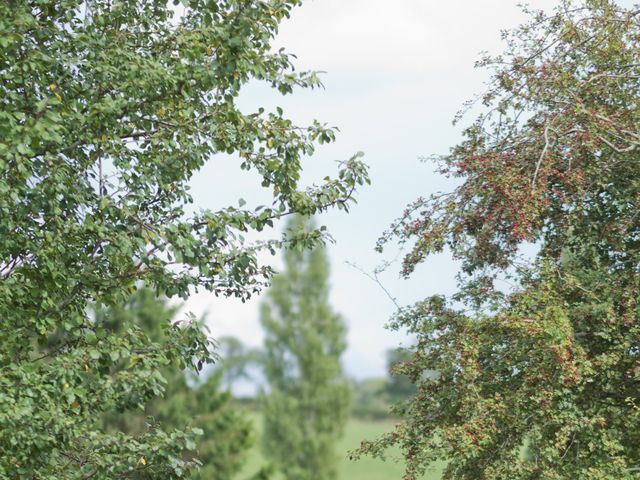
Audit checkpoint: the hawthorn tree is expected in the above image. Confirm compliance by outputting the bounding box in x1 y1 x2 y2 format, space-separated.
362 1 640 479
0 1 368 478
260 216 351 480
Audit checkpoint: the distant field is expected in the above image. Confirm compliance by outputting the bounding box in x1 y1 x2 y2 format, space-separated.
239 414 445 480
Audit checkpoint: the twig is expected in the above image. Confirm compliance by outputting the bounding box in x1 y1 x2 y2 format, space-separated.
532 124 552 190
345 260 401 311
597 135 638 153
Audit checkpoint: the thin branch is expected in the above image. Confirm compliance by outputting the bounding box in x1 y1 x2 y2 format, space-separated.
597 135 639 153
532 124 552 190
345 260 401 311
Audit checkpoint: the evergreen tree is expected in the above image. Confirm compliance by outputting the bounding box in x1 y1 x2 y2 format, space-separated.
260 216 350 480
216 336 258 391
99 289 253 480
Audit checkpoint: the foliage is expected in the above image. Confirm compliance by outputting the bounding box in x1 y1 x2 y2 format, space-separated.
350 349 418 421
384 347 418 408
216 335 262 390
363 1 640 479
350 378 391 421
241 413 446 480
260 216 351 480
0 0 368 477
99 289 253 480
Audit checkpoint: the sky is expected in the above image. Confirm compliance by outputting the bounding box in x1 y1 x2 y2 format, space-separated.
183 0 577 380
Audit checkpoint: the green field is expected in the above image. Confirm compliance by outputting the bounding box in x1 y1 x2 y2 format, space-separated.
240 414 445 480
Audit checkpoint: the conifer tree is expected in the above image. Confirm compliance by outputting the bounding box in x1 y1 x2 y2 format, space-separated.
99 289 253 480
260 216 350 480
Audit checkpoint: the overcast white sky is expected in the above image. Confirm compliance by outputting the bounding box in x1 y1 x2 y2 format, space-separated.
183 0 597 380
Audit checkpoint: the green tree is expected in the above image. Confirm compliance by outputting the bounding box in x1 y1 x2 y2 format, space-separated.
362 1 640 479
383 347 417 408
0 1 368 477
99 289 253 480
216 335 259 391
349 349 418 421
350 378 390 421
260 216 351 480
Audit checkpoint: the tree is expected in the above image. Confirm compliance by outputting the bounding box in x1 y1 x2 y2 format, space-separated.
349 349 418 421
260 216 351 480
350 378 390 421
0 1 368 477
361 1 640 479
216 335 259 391
99 289 253 480
383 347 417 408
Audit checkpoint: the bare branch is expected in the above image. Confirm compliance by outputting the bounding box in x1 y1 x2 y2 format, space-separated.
532 124 552 190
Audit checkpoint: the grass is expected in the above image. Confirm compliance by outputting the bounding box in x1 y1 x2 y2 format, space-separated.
239 413 445 480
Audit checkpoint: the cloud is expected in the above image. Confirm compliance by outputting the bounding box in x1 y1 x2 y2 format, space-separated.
275 0 559 75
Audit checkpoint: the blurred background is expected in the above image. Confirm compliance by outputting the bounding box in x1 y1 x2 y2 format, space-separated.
176 2 565 479
184 0 559 384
